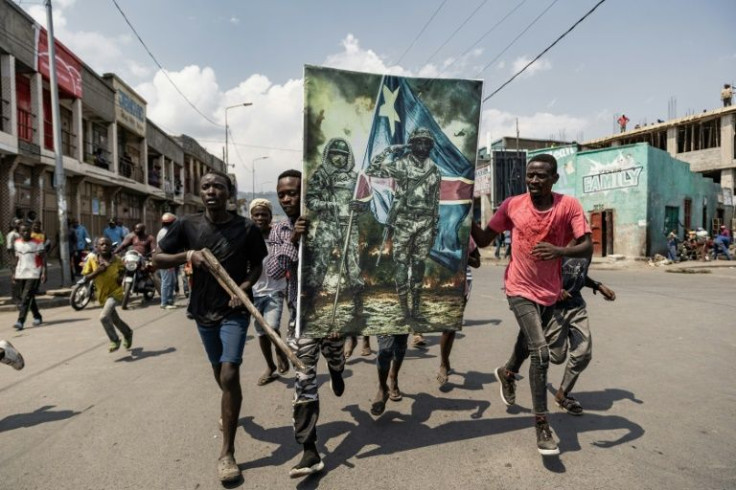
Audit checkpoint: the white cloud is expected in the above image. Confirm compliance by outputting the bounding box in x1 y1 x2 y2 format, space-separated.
323 34 410 76
23 2 139 81
481 108 588 143
511 56 552 78
229 16 240 25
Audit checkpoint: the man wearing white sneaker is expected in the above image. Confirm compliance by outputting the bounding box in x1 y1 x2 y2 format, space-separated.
0 340 25 370
11 224 46 330
267 170 345 478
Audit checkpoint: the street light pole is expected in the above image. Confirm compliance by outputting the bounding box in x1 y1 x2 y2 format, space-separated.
251 156 269 201
224 102 252 166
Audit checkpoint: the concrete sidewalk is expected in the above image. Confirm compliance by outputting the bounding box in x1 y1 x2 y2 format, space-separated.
0 261 74 312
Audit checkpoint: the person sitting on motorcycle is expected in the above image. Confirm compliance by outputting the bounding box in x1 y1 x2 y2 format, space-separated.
113 223 156 257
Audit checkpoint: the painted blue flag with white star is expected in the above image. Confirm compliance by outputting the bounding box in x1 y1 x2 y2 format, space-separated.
354 75 477 271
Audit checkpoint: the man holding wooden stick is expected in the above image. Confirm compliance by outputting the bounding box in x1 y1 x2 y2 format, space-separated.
153 170 267 483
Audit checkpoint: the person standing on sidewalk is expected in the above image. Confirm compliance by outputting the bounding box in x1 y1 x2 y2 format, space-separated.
249 198 290 386
82 237 133 353
267 169 345 478
154 170 267 483
11 224 46 330
472 153 592 456
156 213 178 309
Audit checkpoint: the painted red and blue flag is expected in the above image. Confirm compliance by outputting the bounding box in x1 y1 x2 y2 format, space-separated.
354 75 475 272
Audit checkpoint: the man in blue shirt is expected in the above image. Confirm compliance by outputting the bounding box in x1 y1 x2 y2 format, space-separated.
103 218 125 245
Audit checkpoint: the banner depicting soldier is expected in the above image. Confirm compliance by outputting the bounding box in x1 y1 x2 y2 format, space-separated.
301 65 482 337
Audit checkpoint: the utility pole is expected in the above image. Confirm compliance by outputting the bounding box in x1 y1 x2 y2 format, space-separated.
46 0 71 286
251 156 269 201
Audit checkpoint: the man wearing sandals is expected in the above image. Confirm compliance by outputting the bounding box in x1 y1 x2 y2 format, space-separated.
267 169 345 478
549 256 615 414
249 198 290 386
154 170 267 483
472 153 592 456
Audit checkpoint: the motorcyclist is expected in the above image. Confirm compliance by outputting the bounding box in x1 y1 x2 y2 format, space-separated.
114 223 156 257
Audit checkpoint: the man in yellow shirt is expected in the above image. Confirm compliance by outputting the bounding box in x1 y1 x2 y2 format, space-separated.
82 237 133 353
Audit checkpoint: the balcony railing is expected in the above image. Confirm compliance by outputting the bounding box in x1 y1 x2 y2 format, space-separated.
17 107 34 142
119 155 144 183
83 143 112 171
61 128 77 157
1 97 10 134
148 166 162 188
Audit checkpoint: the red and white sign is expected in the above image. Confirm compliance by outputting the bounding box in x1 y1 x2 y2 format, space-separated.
36 27 83 99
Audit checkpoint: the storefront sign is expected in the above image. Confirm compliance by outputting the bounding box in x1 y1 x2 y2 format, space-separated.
583 166 642 193
109 76 147 137
474 164 491 197
36 27 83 98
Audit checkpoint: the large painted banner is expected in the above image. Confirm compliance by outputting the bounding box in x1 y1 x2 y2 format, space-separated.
300 66 482 337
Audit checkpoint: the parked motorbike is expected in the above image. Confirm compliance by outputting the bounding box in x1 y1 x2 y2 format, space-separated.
69 239 96 311
121 250 160 310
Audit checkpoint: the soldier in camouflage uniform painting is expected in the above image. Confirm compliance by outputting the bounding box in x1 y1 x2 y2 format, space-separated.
365 127 441 325
306 138 366 319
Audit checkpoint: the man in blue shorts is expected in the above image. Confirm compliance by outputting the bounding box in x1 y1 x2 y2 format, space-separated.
249 198 289 385
154 170 267 483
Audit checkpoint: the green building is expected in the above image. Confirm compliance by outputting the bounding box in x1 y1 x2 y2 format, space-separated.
529 143 727 258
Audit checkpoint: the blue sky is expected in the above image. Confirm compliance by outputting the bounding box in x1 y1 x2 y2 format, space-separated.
21 0 736 191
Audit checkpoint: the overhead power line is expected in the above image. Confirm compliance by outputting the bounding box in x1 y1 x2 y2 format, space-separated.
476 0 559 76
483 0 608 102
438 0 528 78
423 0 488 67
109 0 223 128
196 139 301 153
394 0 448 66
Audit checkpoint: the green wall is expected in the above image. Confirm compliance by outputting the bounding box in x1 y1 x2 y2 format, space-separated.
574 144 650 257
518 143 724 257
646 146 720 255
528 145 577 196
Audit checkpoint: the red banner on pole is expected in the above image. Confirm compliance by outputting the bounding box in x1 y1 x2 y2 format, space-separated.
37 27 83 99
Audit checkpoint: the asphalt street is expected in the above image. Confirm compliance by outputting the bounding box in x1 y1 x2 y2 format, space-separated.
1 263 735 490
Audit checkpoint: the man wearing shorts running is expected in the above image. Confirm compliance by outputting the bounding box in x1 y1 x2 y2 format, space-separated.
154 170 267 483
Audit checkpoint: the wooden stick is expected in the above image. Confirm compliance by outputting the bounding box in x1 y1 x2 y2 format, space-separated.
200 248 306 372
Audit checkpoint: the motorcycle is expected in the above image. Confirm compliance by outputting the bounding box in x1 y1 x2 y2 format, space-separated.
121 250 160 310
69 239 96 311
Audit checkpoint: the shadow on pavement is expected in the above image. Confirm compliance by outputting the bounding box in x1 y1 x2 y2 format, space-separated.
439 369 497 393
0 404 90 432
462 318 502 327
550 411 645 452
115 346 177 362
241 386 645 488
39 318 88 327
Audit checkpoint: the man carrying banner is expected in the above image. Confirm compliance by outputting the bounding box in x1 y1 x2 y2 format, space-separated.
471 153 592 456
267 169 345 478
365 127 441 328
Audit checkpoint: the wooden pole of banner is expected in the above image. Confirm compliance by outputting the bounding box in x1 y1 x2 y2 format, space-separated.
200 248 306 372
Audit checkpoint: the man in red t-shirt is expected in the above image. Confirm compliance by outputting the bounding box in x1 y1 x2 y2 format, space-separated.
472 153 592 456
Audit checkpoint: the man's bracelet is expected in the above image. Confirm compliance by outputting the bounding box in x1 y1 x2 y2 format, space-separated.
186 250 194 262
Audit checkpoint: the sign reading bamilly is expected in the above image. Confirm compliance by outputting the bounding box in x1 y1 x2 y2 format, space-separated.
583 166 643 193
107 74 147 137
